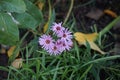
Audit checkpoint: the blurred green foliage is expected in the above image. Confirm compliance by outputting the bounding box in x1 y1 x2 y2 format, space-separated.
0 0 43 46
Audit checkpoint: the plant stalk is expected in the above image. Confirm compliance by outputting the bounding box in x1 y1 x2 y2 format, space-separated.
63 0 74 25
99 16 120 36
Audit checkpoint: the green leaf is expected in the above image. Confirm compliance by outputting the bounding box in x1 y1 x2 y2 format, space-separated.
0 0 26 13
13 12 38 30
0 13 19 46
24 0 43 24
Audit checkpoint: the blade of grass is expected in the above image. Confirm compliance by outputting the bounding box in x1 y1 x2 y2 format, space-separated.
74 41 80 61
42 52 46 70
69 70 75 79
36 59 41 79
8 66 25 78
61 67 69 79
80 64 93 80
99 16 120 36
20 68 35 74
80 55 120 69
70 16 75 31
9 31 29 63
53 60 61 80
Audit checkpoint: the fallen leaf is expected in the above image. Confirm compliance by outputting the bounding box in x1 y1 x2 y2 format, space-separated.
74 32 98 43
104 9 118 18
11 58 23 69
74 32 105 54
7 46 19 57
86 8 104 20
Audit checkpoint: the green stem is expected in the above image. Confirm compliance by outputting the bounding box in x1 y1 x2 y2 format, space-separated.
99 16 120 36
48 0 51 21
63 0 74 25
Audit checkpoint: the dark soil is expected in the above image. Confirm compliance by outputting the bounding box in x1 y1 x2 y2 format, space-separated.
0 54 8 79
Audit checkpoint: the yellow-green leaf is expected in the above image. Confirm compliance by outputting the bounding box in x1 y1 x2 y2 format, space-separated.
74 32 98 43
86 42 105 54
74 32 105 54
7 46 19 57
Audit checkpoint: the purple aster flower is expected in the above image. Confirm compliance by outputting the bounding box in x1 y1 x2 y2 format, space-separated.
61 39 73 51
55 39 65 53
47 43 61 55
38 22 73 56
39 34 54 50
58 28 73 41
51 22 65 34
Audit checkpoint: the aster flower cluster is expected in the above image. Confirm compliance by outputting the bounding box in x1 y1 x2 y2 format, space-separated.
39 22 73 55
